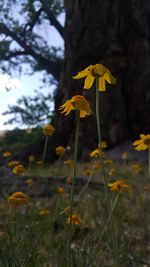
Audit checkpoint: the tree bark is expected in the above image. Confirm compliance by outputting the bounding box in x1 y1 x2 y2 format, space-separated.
52 0 150 153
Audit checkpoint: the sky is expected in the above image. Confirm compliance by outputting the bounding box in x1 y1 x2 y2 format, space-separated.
0 12 64 130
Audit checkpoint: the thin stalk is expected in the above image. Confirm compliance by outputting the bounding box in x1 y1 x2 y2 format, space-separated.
95 77 119 266
42 136 49 164
148 146 150 179
68 111 80 267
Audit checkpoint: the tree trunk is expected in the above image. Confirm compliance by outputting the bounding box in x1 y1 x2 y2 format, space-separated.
12 0 150 162
53 0 149 153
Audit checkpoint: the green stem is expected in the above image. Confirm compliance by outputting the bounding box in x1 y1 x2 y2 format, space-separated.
148 146 150 179
68 111 80 267
95 77 119 266
42 136 49 164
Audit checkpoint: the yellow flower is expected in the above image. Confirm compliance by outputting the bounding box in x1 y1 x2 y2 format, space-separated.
108 180 132 193
55 146 66 156
28 155 35 162
8 160 20 168
92 161 101 170
83 169 93 176
131 163 142 173
64 207 71 215
73 64 116 91
39 209 49 216
26 178 34 186
133 134 150 151
104 159 113 165
8 192 28 209
66 176 72 184
36 160 43 165
108 168 116 177
64 159 73 168
67 214 81 225
59 95 92 118
57 187 65 194
12 164 26 175
43 124 56 136
98 141 107 149
3 151 12 158
89 148 105 158
121 152 129 160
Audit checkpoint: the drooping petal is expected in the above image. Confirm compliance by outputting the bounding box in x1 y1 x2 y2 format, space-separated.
73 65 93 79
84 75 94 89
99 77 106 91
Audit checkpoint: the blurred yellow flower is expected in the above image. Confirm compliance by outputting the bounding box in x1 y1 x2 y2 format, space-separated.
3 151 12 158
55 146 66 156
90 148 105 158
26 178 34 186
12 164 26 175
59 95 92 118
104 159 113 165
108 168 116 177
28 155 35 162
43 124 55 136
108 180 132 193
64 159 73 168
66 176 72 184
121 152 129 160
58 187 65 194
83 169 93 176
73 64 116 91
98 141 107 149
133 134 150 150
39 209 49 215
92 161 100 170
64 207 71 215
8 192 28 209
131 163 142 173
90 148 100 158
67 214 81 225
36 160 43 165
8 160 20 168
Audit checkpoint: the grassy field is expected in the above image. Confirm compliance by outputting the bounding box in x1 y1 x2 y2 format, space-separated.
0 157 149 267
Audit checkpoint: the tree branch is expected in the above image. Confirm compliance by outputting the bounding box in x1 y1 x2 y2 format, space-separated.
0 23 62 80
40 0 64 39
0 50 28 61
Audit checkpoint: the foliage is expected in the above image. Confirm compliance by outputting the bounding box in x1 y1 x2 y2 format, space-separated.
3 90 54 127
0 0 64 79
0 127 42 152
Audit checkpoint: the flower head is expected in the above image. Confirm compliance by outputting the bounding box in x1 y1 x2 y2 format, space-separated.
26 178 34 186
121 152 129 160
64 159 73 168
8 192 28 209
73 64 116 91
12 164 26 175
57 187 65 194
108 180 132 193
43 124 55 136
67 214 81 225
66 176 72 184
133 134 150 151
28 155 35 162
59 95 92 118
39 209 49 216
108 168 116 177
55 146 66 156
8 160 20 168
3 151 12 158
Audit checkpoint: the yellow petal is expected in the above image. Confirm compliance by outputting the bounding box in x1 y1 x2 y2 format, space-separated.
99 77 106 91
84 75 94 89
73 65 93 79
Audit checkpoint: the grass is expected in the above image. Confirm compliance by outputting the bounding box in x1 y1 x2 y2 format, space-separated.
0 158 149 267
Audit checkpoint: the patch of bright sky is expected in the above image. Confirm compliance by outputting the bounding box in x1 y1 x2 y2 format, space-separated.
0 11 65 130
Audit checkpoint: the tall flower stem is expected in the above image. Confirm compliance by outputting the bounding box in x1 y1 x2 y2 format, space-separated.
68 111 80 267
148 146 150 179
42 136 49 164
95 77 119 266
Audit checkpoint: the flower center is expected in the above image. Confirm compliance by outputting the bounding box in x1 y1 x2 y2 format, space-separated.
143 137 150 146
